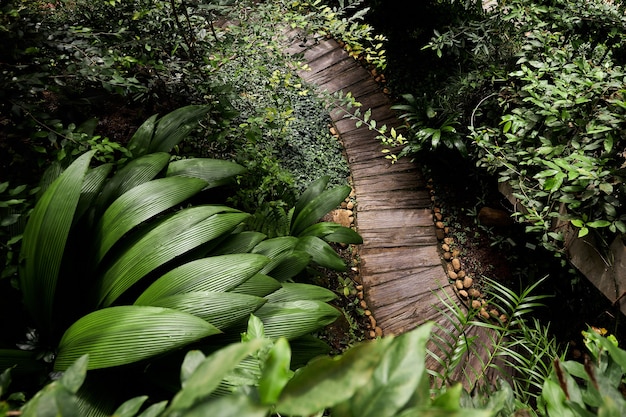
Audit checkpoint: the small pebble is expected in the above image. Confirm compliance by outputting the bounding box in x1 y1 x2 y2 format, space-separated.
480 308 490 320
455 280 464 290
451 258 461 271
463 277 474 289
471 300 482 309
458 290 468 298
448 271 458 280
468 288 481 298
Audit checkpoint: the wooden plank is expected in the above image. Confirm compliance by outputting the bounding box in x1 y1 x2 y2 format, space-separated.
300 64 366 93
304 56 359 85
305 48 354 75
365 269 448 308
362 264 444 289
356 190 432 211
357 208 434 230
358 227 438 247
350 161 421 180
334 109 400 133
353 171 427 190
360 246 441 274
329 92 391 122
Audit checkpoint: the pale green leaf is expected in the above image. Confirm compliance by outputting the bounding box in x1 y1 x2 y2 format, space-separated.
95 152 170 213
277 338 392 415
112 396 148 417
166 339 268 412
166 158 247 189
55 306 220 370
264 282 336 303
349 322 434 417
135 254 269 305
230 274 282 297
297 222 362 244
255 300 340 340
94 176 208 263
97 206 248 307
258 338 292 405
142 291 266 330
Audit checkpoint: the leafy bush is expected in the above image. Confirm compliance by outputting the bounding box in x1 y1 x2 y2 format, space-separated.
0 106 362 414
385 0 626 253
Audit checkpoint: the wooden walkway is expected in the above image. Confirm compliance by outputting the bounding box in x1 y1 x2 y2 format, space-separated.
287 33 503 388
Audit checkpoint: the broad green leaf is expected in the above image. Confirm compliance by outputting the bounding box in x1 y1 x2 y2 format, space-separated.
0 349 45 375
296 235 347 271
230 274 282 297
255 300 340 340
142 291 266 330
74 163 113 224
263 250 311 282
264 282 337 303
136 401 168 417
171 393 269 417
112 396 148 417
166 339 268 413
298 222 363 244
127 114 158 158
55 306 220 370
97 206 249 306
209 231 267 255
166 158 247 189
180 351 206 386
291 185 351 236
135 254 270 305
258 338 292 405
277 338 392 415
292 176 330 224
349 323 434 417
396 409 493 417
95 152 170 213
19 150 94 329
150 105 212 154
94 176 208 263
59 354 89 394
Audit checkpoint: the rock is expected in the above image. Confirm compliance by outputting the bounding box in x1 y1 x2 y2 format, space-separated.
324 209 353 228
452 248 461 258
457 270 466 279
480 308 490 320
499 314 508 323
451 258 461 271
357 291 364 300
441 243 450 252
444 237 454 245
478 207 514 227
443 251 452 261
434 212 443 221
369 315 377 328
375 326 383 337
364 309 372 316
346 201 354 210
468 288 481 298
490 309 500 318
436 229 445 240
448 271 458 280
369 330 376 339
463 276 474 289
356 284 363 291
435 221 445 229
458 290 468 298
455 280 464 290
471 300 482 309
359 300 367 309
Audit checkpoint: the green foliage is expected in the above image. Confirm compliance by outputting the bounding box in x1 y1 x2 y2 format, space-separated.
5 319 501 417
389 0 626 254
0 107 362 415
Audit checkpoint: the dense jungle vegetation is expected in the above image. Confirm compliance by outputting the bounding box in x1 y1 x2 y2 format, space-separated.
1 0 626 415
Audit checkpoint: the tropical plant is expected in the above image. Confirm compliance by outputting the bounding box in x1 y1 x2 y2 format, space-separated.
428 276 560 413
4 317 500 417
0 105 362 415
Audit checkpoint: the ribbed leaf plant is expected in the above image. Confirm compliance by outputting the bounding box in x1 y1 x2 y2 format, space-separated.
1 105 361 414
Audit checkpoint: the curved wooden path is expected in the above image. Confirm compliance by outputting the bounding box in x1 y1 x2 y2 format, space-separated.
286 33 502 388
